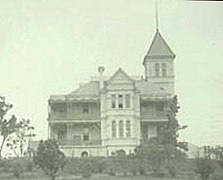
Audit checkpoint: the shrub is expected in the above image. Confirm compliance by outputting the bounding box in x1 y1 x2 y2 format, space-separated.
90 157 107 174
194 158 216 180
78 157 91 179
11 162 24 179
211 172 223 180
6 159 25 179
33 139 66 180
126 154 139 175
25 159 35 172
105 157 116 176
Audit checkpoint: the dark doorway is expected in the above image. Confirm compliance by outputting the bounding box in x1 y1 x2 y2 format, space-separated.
81 151 88 157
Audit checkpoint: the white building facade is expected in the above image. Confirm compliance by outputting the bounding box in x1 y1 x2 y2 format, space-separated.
47 29 176 157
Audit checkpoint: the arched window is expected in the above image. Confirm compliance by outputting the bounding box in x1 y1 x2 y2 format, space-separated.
126 120 131 137
162 63 167 77
155 63 160 77
112 121 116 138
119 121 124 137
81 151 88 157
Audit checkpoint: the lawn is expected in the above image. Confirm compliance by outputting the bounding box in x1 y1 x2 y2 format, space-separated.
0 174 197 180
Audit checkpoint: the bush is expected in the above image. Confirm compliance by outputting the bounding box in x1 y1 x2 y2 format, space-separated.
63 158 80 175
0 159 9 172
90 157 107 174
64 157 92 178
211 172 223 180
11 163 24 179
34 139 66 180
80 158 91 179
105 157 116 176
7 159 25 179
194 158 216 180
25 159 35 172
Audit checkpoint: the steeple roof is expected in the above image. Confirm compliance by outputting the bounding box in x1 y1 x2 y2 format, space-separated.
143 30 175 64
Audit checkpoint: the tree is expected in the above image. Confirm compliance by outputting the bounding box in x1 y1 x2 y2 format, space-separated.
0 96 20 159
157 96 187 150
135 96 187 177
34 139 66 180
6 119 35 157
194 157 215 180
213 146 223 168
135 138 165 176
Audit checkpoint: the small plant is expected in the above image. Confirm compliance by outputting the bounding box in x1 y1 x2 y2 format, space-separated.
194 158 215 180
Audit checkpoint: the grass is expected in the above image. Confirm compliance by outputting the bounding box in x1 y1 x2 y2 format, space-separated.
0 159 213 180
0 173 197 180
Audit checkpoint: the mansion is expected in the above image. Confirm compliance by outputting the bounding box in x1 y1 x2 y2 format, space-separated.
47 29 176 157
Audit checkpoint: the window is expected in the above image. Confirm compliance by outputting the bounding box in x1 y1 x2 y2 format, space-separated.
162 63 167 77
119 121 124 137
112 121 116 138
111 94 116 108
83 128 89 141
126 120 131 137
155 63 160 77
125 95 130 108
118 95 123 108
82 103 89 114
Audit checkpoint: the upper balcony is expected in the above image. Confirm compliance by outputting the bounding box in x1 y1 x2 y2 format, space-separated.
48 102 100 122
140 101 168 122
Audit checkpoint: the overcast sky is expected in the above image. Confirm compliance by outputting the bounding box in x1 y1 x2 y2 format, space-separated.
0 0 223 146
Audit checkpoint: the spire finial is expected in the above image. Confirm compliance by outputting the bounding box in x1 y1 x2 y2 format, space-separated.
155 0 159 31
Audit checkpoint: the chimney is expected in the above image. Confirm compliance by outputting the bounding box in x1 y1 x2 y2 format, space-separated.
98 66 105 90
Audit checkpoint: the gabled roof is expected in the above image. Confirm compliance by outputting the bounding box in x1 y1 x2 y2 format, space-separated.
143 30 175 64
107 68 134 84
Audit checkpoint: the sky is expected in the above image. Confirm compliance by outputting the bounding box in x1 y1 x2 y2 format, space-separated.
0 0 223 147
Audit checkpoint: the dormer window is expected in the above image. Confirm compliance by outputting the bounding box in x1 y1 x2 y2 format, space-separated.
118 95 123 108
155 63 160 77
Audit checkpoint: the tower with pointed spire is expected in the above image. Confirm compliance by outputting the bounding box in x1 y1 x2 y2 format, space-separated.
143 2 175 94
143 30 175 78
